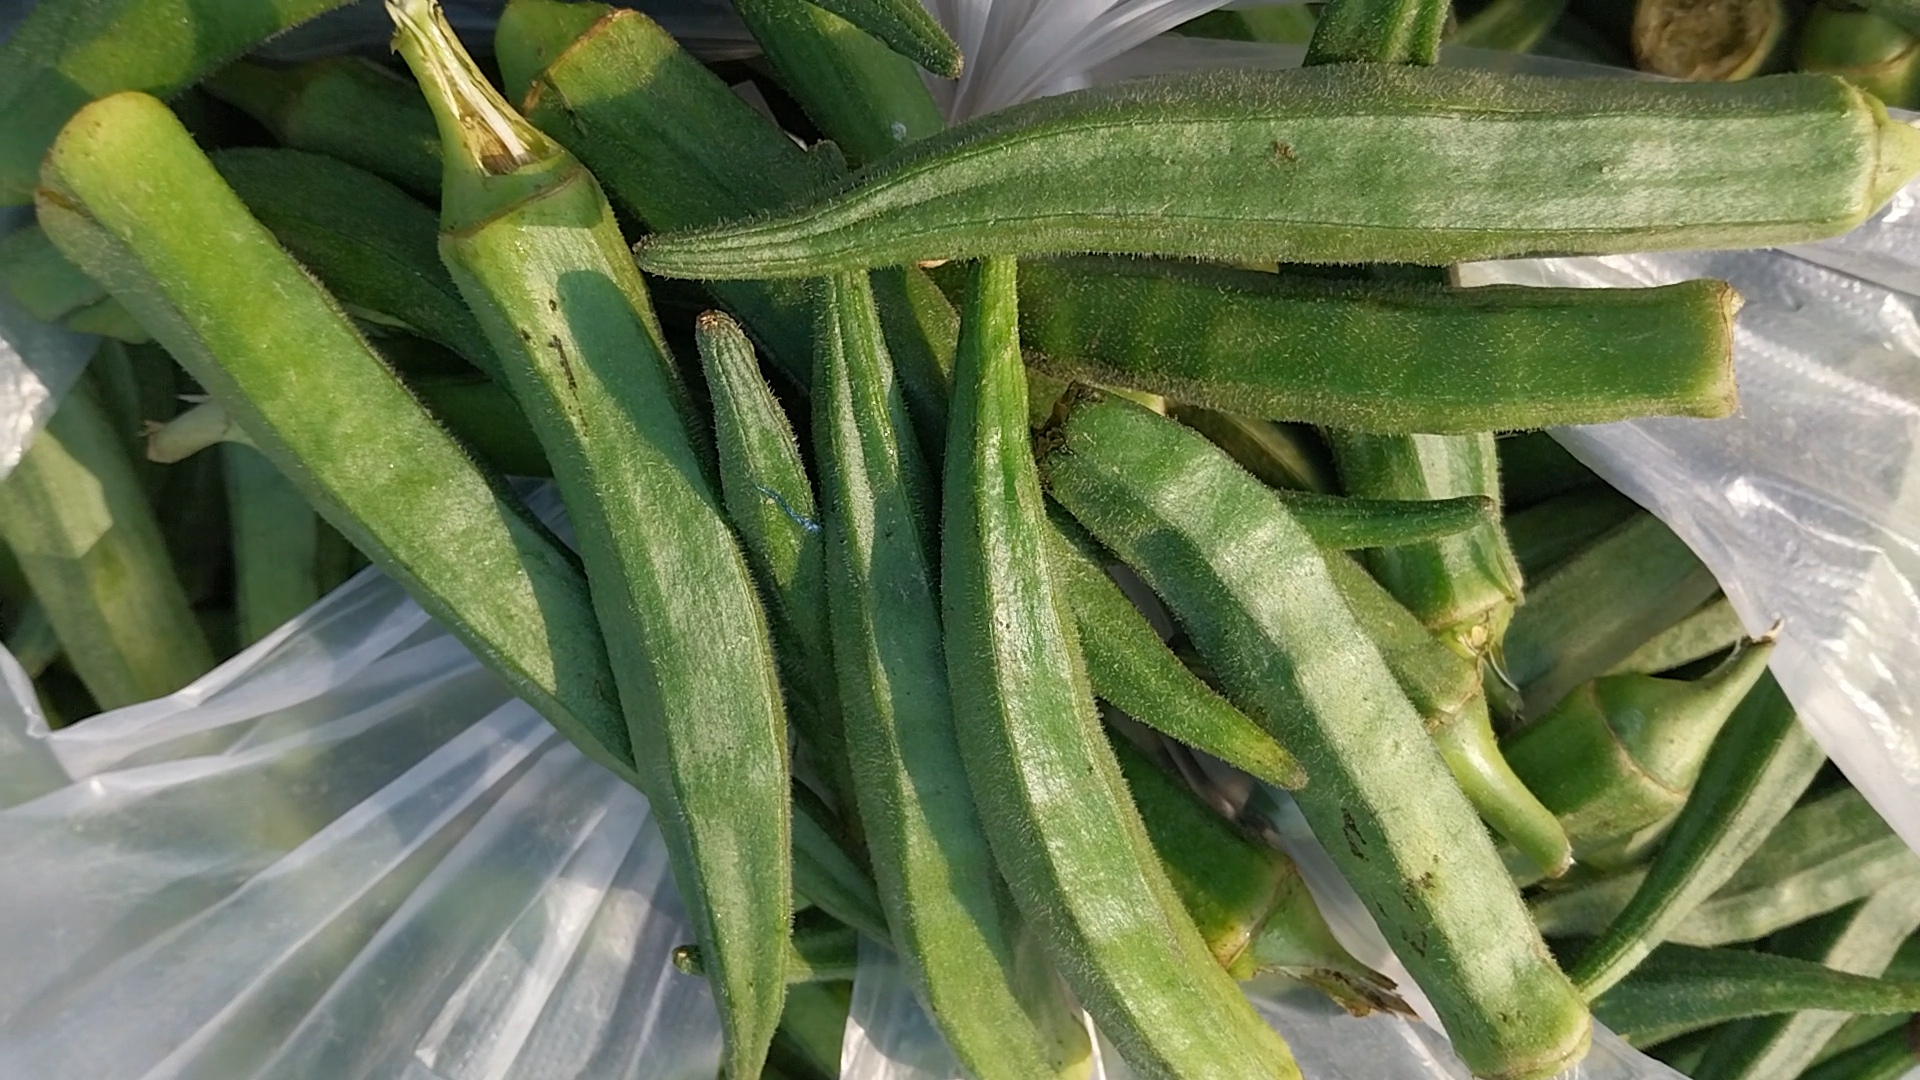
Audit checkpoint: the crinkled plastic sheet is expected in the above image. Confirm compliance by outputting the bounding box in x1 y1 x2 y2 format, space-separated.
0 206 95 484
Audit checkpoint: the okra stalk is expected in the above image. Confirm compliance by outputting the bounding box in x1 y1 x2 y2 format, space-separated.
0 375 212 709
390 3 794 1074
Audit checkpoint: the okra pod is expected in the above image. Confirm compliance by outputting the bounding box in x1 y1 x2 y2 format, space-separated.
791 782 889 943
772 0 963 78
1047 508 1308 789
769 980 854 1080
1798 2 1920 110
946 260 1296 1080
0 222 106 322
224 443 321 646
1043 392 1591 1080
1606 593 1746 675
676 910 862 985
1497 431 1601 511
1172 408 1339 494
1571 675 1827 998
1011 257 1737 433
0 375 213 709
634 66 1920 277
4 598 59 680
1505 486 1640 581
1451 0 1572 52
1813 934 1920 1064
1798 1023 1920 1080
1308 0 1448 65
814 268 1089 1080
390 5 791 1074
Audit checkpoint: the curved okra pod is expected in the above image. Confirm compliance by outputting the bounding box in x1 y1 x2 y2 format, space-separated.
1329 432 1523 661
0 375 213 709
1503 640 1776 865
1041 391 1591 1080
1691 883 1920 1080
814 267 1092 1080
1571 675 1828 998
695 312 853 814
388 5 792 1074
946 259 1299 1080
202 59 443 200
35 92 635 778
1110 733 1406 1014
1324 551 1573 879
1046 508 1307 789
1799 1023 1920 1080
1009 258 1737 432
210 148 500 377
633 67 1920 278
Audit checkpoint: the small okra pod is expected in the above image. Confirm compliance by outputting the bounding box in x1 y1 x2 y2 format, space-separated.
0 375 213 709
1110 732 1406 1015
1504 486 1640 581
633 67 1920 278
1798 1022 1920 1080
1591 942 1920 1047
1571 675 1828 998
790 782 890 943
763 0 963 78
870 265 959 464
675 909 862 985
389 5 791 1074
1329 431 1523 662
1306 0 1448 65
0 222 106 321
202 59 443 200
224 443 322 646
209 147 500 378
1691 882 1920 1080
1046 508 1307 789
0 0 355 205
1503 511 1723 719
1503 639 1777 864
1042 392 1591 1080
1012 258 1737 433
1325 551 1574 879
814 267 1091 1080
1608 595 1747 676
946 260 1299 1080
1171 407 1339 494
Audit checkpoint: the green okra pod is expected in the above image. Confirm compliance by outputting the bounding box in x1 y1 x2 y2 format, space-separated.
770 0 963 78
210 147 499 377
0 376 212 708
1798 2 1920 110
1042 392 1591 1080
389 5 791 1074
1451 0 1572 52
1609 595 1749 676
815 267 1091 1080
1798 1022 1920 1080
1692 882 1920 1080
1172 408 1339 494
1308 0 1449 64
1504 511 1723 718
696 312 853 814
1497 432 1602 511
4 598 59 680
0 0 355 204
1325 550 1574 879
0 222 106 322
203 58 443 201
1505 486 1640 581
1110 732 1406 1014
635 67 1920 278
946 260 1296 1080
1571 674 1827 998
1046 508 1307 789
1592 942 1920 1047
675 909 863 985
1012 258 1737 433
224 442 322 646
871 264 958 463
769 980 854 1080
791 782 889 943
409 375 552 479
1503 639 1777 865
1813 933 1920 1064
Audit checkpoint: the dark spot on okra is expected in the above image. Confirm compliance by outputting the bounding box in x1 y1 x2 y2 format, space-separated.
547 297 558 312
1342 808 1367 859
547 335 576 392
1270 140 1297 165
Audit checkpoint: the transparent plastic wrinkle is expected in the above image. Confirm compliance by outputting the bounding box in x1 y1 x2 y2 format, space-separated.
0 207 95 484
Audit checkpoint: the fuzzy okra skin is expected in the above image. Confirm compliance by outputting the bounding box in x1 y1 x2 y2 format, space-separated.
773 0 964 79
636 66 1920 278
814 269 1092 1080
1043 394 1592 1080
946 260 1301 1080
388 4 792 1075
1016 258 1737 432
34 90 636 783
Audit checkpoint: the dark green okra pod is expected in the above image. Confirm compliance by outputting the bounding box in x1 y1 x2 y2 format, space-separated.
1042 393 1591 1080
946 260 1299 1080
1451 0 1572 52
1308 0 1448 64
790 782 889 943
1798 1022 1920 1080
390 5 791 1075
763 0 963 78
635 67 1920 277
1172 408 1339 494
1505 486 1640 581
1608 595 1746 676
0 222 106 322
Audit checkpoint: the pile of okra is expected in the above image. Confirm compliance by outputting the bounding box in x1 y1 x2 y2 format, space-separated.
7 0 1920 1076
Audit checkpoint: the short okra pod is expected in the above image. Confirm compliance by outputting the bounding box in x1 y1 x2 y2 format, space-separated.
945 260 1299 1080
202 58 443 200
634 66 1920 277
1110 732 1406 1014
1012 258 1737 433
0 375 213 709
814 266 1092 1080
1042 392 1591 1080
1324 551 1574 879
1571 674 1828 998
1503 639 1777 864
1046 508 1307 789
388 5 791 1074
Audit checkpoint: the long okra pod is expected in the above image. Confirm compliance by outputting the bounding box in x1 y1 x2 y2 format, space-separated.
946 260 1299 1080
635 67 1920 277
0 376 212 708
224 443 322 646
1572 675 1827 998
813 268 1091 1080
1042 393 1591 1080
388 6 792 1074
